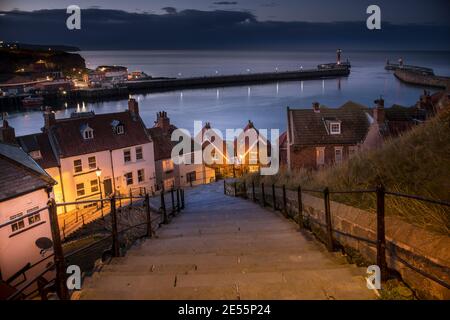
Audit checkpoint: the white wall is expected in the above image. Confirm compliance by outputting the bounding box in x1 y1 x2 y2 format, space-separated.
0 188 53 285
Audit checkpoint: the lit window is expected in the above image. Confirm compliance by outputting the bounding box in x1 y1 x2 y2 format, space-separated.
76 183 85 197
162 159 174 172
124 172 133 185
90 179 99 193
335 147 343 164
124 149 131 163
136 147 143 160
88 156 96 170
316 147 325 166
28 213 41 225
138 169 145 183
163 178 175 190
10 213 25 233
29 150 42 160
74 159 82 173
330 122 341 135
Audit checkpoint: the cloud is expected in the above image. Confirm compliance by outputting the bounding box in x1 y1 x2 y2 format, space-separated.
213 1 238 5
0 9 448 50
161 7 177 14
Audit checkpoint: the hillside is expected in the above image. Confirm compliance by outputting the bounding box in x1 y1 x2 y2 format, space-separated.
247 107 450 234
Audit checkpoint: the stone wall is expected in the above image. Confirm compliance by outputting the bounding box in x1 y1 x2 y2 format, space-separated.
235 183 450 299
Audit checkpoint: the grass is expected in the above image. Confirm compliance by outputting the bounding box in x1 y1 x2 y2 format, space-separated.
244 108 450 235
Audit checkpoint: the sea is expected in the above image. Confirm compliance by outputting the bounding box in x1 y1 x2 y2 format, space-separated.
7 50 450 136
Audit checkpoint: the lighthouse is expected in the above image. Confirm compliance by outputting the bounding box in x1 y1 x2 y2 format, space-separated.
336 49 342 65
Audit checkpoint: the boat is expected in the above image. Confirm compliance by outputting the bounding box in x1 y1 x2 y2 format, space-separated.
22 95 44 108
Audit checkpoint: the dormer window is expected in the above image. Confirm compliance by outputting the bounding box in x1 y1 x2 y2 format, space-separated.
29 150 42 160
330 122 341 135
80 124 94 140
111 120 125 135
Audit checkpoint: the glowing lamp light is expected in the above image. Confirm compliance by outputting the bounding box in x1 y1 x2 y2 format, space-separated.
95 167 102 177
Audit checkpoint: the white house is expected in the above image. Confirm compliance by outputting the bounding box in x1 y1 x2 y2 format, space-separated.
15 99 157 213
0 142 55 296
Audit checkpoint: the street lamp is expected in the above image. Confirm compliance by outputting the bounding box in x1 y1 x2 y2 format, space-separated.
95 167 104 209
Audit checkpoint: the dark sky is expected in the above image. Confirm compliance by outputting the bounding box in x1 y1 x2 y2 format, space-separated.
1 1 449 50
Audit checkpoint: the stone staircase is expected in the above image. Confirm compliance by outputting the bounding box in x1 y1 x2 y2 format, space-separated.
78 182 376 300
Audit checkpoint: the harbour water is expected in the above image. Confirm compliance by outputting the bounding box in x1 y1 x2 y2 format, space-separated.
7 50 450 136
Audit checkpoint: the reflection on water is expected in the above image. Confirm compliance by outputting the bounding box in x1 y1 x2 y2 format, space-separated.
7 50 450 136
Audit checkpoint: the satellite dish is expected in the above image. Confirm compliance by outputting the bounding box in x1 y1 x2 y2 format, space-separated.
36 237 53 251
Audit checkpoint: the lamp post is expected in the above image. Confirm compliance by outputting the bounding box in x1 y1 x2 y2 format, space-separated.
96 167 104 209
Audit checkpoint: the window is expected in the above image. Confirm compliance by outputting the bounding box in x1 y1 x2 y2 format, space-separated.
76 183 85 197
330 122 341 135
316 147 325 166
10 213 25 233
88 156 96 170
335 147 343 164
124 149 131 163
124 172 133 185
187 171 196 184
162 159 174 172
29 150 42 160
136 147 143 160
348 146 357 158
84 128 94 139
137 169 145 183
74 159 82 173
163 178 175 190
28 213 41 225
90 179 99 193
116 125 124 135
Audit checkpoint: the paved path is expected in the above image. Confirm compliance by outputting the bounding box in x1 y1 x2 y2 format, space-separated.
79 182 376 300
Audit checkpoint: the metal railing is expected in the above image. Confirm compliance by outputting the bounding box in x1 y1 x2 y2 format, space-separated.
2 187 186 300
224 180 450 290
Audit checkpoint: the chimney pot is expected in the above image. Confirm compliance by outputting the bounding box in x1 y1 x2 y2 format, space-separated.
155 110 170 130
373 98 385 124
0 120 16 144
44 106 56 130
128 98 139 120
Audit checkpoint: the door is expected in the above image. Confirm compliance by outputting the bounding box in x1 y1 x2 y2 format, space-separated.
104 178 113 196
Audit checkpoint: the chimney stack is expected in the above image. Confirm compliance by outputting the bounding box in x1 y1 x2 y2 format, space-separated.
43 107 56 130
204 122 211 129
312 102 320 113
128 98 139 120
0 120 16 144
373 98 385 124
155 111 170 130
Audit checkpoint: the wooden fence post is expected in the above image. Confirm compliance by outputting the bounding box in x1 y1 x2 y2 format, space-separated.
129 189 132 206
47 198 69 300
261 183 266 207
243 181 247 198
376 184 388 282
234 181 237 196
161 188 168 224
282 184 287 217
224 180 226 195
176 188 181 213
145 193 152 238
181 189 185 209
171 188 175 215
110 195 120 257
323 188 334 252
297 186 304 227
252 181 256 202
272 184 277 211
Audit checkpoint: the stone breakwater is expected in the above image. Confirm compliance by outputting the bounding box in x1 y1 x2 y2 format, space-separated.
395 69 450 89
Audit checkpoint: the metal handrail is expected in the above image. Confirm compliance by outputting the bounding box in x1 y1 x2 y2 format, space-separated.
386 191 450 207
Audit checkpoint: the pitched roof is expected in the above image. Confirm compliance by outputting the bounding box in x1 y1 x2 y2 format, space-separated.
16 132 59 169
0 142 55 202
48 111 151 158
385 105 427 122
288 101 371 146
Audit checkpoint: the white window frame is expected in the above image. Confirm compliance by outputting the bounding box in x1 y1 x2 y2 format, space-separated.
88 156 96 170
137 169 145 183
334 147 343 164
123 149 131 163
84 128 94 140
116 125 124 135
316 147 325 166
348 146 358 158
330 122 341 135
10 213 25 233
90 179 99 193
124 172 133 186
162 159 174 172
136 146 143 161
76 183 85 197
74 159 82 173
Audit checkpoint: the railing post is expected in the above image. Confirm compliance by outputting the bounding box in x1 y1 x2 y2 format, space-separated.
252 181 256 202
224 180 226 195
282 185 288 217
171 188 175 214
261 183 266 207
234 181 237 197
243 181 247 199
272 184 277 211
110 195 120 257
47 198 69 300
145 193 152 238
181 189 185 209
376 184 388 282
176 188 181 213
297 186 304 227
323 187 335 252
161 187 168 224
129 188 132 206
